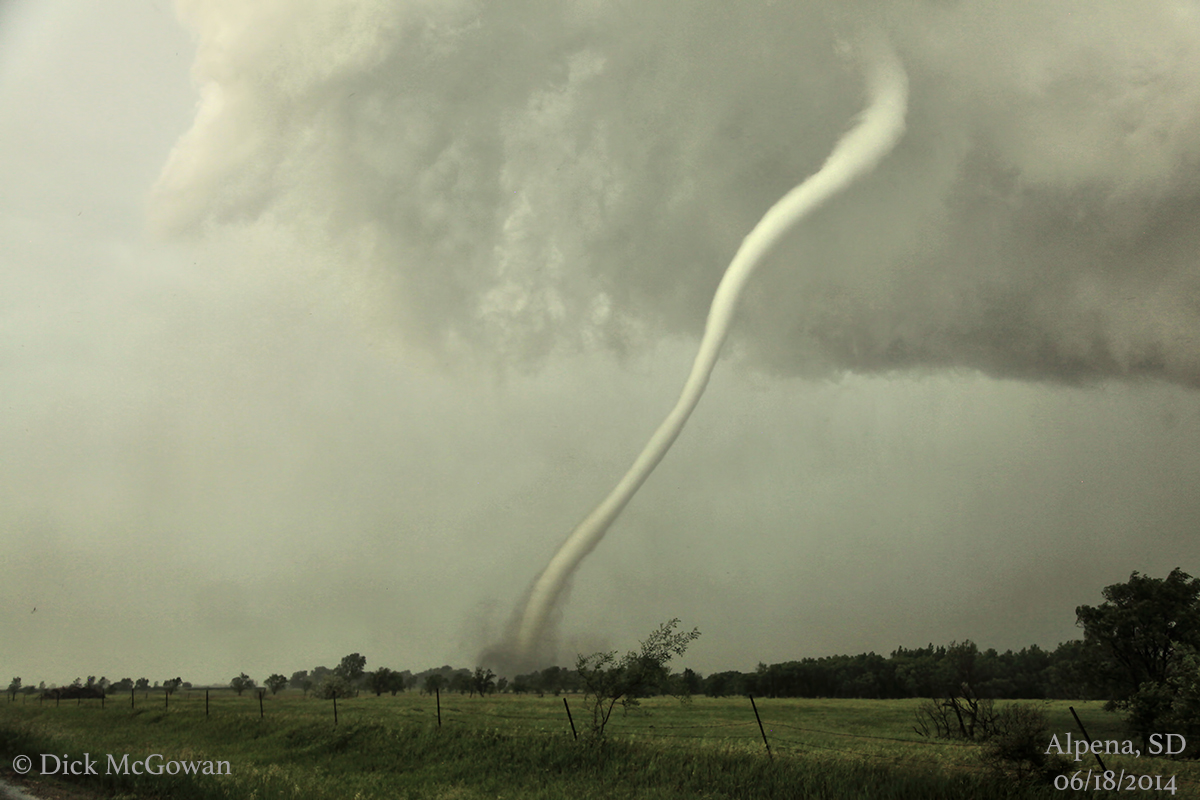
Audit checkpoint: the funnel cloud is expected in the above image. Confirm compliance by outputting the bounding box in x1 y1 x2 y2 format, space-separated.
493 34 909 667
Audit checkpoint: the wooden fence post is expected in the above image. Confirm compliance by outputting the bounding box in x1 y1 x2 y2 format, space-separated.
749 694 772 761
205 688 210 719
333 695 338 727
1069 707 1107 774
436 687 441 728
563 697 578 740
258 689 265 719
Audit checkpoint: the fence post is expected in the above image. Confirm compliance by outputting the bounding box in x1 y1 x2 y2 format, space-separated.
563 697 578 740
749 694 772 761
165 689 169 710
436 687 441 728
1069 707 1107 774
131 687 135 710
333 695 338 727
205 688 209 719
258 689 265 719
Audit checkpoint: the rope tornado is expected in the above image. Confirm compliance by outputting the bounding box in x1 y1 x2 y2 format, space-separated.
512 35 909 664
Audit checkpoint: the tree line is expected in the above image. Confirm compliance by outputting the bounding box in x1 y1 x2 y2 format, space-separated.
0 644 1088 704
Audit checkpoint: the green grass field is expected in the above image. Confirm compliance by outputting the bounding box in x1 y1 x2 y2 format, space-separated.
2 692 1197 799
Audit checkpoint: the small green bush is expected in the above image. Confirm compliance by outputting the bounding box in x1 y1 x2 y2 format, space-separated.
979 703 1070 784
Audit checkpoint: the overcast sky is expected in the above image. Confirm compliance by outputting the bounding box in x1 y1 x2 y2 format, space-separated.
3 1 1199 687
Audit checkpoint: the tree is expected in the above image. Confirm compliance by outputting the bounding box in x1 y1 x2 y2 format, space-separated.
423 674 445 695
289 670 313 697
576 618 701 738
163 677 183 696
134 678 150 691
449 670 472 695
1076 569 1200 751
913 683 999 740
314 674 353 700
538 666 567 696
1123 644 1200 757
703 671 745 697
265 674 288 695
335 653 367 685
911 641 1003 741
1075 568 1200 706
1043 640 1095 700
7 678 20 700
230 673 255 696
470 667 496 698
893 645 943 698
366 668 396 696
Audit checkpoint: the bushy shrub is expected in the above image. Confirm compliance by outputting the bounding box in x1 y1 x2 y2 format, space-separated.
1124 646 1200 758
979 703 1071 784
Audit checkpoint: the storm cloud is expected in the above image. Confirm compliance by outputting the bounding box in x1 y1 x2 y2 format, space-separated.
152 1 1200 386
